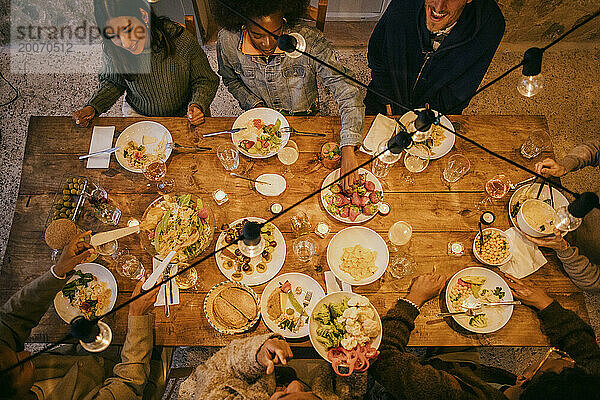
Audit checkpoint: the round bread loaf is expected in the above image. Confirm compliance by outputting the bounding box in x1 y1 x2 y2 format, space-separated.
45 219 78 249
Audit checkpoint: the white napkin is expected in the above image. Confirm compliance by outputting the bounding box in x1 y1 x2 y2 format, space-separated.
152 258 180 306
499 228 547 278
86 126 115 169
360 114 400 155
324 271 352 294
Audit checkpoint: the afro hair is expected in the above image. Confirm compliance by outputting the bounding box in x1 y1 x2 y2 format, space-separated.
210 0 310 31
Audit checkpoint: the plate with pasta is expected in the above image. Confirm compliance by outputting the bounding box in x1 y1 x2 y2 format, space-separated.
326 227 389 285
399 109 455 160
140 194 214 264
115 121 172 172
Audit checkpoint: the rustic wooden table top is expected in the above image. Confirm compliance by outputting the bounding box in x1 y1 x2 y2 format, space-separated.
1 115 588 347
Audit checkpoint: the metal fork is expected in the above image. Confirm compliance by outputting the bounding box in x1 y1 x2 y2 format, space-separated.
166 143 211 151
293 290 313 333
163 266 171 317
280 127 326 137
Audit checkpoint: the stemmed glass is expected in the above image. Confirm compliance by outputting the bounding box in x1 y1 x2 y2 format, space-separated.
476 174 512 210
143 153 174 194
277 140 299 176
403 144 431 184
387 221 417 278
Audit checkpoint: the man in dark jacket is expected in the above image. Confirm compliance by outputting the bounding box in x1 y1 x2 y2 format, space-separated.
370 273 600 399
364 0 505 115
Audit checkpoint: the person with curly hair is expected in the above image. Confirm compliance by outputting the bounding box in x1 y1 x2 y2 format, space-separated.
73 0 219 127
213 0 365 190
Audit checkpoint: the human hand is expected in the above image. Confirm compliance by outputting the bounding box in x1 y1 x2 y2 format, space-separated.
404 273 447 308
72 106 96 127
524 229 569 251
187 104 205 125
535 158 567 178
340 146 359 193
256 337 293 374
128 278 160 316
54 231 96 277
504 273 553 310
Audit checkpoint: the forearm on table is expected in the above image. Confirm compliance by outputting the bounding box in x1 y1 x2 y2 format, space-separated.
557 246 600 291
561 139 600 172
0 271 65 350
537 301 600 373
94 314 155 398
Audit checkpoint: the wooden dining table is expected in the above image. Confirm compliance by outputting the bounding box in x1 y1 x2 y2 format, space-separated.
0 114 589 348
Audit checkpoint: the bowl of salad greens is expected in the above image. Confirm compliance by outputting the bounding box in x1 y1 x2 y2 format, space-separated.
232 108 290 159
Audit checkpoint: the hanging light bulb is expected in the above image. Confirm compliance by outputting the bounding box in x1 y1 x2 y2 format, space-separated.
238 221 265 258
70 316 112 353
517 47 544 97
555 192 599 232
277 33 306 58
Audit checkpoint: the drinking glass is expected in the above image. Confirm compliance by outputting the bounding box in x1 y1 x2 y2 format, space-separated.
95 239 118 258
143 154 174 194
476 174 512 210
290 211 312 237
87 187 122 226
174 263 198 289
520 132 551 159
277 140 299 176
371 140 402 178
442 154 470 183
293 236 317 262
387 221 416 278
403 144 431 184
115 249 145 280
217 143 240 171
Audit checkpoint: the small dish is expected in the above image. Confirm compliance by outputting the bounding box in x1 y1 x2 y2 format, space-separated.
255 174 286 196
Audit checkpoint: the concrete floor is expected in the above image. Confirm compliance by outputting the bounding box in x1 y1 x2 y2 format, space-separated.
1 34 599 395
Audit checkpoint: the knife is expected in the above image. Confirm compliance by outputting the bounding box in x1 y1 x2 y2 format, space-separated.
142 251 177 291
79 147 120 160
202 128 246 137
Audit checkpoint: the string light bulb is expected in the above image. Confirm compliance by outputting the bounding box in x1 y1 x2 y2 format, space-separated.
555 192 599 232
238 221 265 258
518 47 544 97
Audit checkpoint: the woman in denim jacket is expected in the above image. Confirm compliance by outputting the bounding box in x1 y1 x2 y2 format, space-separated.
213 0 365 190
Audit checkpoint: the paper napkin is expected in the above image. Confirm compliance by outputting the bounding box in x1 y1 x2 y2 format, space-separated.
324 271 352 294
152 257 180 306
500 228 547 279
86 126 115 169
360 114 400 155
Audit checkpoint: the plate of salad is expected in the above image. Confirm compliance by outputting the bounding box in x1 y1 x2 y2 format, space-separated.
140 194 214 264
231 108 290 159
321 168 384 224
261 273 325 338
309 292 381 376
54 263 117 323
115 121 172 173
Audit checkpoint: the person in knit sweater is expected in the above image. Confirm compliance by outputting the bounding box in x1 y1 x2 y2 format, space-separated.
524 139 600 291
371 273 600 399
72 0 219 126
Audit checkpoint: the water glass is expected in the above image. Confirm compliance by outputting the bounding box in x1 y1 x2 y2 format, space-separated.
95 239 118 257
174 263 198 289
217 143 240 171
371 140 402 178
293 236 317 262
115 250 145 280
290 211 312 238
404 144 431 173
442 154 470 183
387 221 416 278
87 187 122 226
520 132 551 159
388 254 417 279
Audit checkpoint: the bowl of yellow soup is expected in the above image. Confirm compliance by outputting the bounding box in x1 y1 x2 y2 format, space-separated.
517 199 558 237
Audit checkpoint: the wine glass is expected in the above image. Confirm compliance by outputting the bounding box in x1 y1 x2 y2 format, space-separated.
371 140 402 178
216 143 240 171
174 263 198 289
143 154 174 194
476 174 512 210
114 249 145 280
277 140 299 176
403 144 431 184
387 221 416 278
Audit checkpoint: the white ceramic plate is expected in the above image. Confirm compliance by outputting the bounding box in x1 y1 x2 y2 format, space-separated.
232 108 290 159
320 168 383 224
508 183 568 231
399 109 455 160
260 273 326 338
309 292 382 362
54 263 118 323
115 121 173 173
215 217 286 286
255 174 286 196
327 226 389 286
445 267 514 334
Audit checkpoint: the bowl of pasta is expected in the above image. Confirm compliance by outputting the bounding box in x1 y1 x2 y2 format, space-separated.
140 194 214 263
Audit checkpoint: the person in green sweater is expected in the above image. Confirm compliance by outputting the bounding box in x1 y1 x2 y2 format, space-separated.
73 0 219 126
371 273 600 399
